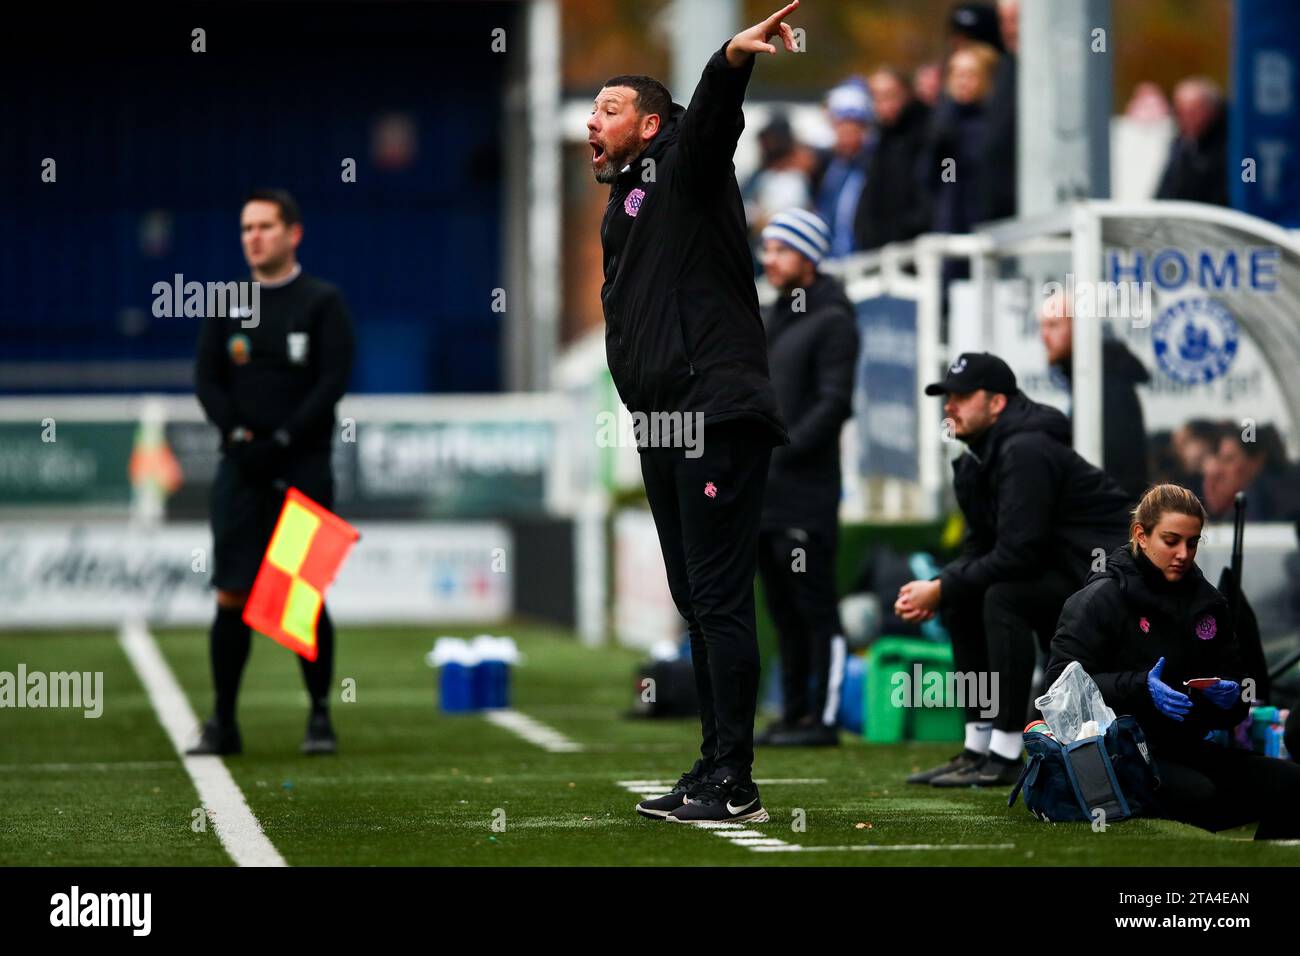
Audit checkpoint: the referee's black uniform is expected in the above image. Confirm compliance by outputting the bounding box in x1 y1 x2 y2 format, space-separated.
595 41 789 820
191 257 354 755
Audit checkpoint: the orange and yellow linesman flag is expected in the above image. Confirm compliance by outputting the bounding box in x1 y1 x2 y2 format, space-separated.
243 488 360 661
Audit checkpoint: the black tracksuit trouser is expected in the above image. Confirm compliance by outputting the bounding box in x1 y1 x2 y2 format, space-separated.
639 420 773 780
1152 738 1300 840
757 526 846 727
942 569 1076 733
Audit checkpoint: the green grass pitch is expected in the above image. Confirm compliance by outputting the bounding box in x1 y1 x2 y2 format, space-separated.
2 623 1297 866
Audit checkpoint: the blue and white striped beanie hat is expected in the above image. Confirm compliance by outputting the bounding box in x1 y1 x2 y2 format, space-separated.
761 209 832 265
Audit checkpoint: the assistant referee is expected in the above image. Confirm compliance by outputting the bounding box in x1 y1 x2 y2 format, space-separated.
189 189 355 756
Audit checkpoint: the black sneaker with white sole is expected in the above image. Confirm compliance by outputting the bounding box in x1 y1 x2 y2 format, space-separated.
635 759 712 819
905 748 985 784
665 769 768 824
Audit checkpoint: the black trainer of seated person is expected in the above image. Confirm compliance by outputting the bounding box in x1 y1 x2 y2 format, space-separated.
1046 484 1300 840
896 352 1131 787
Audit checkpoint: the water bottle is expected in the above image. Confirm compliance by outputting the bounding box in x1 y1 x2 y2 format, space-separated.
427 637 478 713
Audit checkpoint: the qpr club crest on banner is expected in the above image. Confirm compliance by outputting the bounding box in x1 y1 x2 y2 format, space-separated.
624 188 646 217
1152 297 1239 385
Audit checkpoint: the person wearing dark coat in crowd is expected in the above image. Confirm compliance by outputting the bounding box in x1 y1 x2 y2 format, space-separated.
1155 77 1228 206
1046 484 1300 840
853 68 932 251
975 0 1018 223
1039 289 1151 503
753 210 860 747
895 353 1132 788
919 44 999 236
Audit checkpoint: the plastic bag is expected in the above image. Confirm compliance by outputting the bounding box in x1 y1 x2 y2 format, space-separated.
1034 661 1117 743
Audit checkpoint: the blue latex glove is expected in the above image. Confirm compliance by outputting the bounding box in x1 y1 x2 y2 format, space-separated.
1147 657 1193 722
1201 680 1241 710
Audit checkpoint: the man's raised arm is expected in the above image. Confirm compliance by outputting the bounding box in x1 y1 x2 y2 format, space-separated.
676 1 800 191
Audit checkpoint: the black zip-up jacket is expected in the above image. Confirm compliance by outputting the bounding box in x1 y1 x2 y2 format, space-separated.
1045 545 1250 751
599 40 788 451
194 271 354 452
939 391 1132 605
761 272 859 530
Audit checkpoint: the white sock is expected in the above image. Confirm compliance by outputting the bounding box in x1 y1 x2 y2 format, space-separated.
964 721 992 754
990 729 1023 762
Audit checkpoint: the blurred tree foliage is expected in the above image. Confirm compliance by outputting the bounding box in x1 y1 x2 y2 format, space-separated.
562 0 1231 105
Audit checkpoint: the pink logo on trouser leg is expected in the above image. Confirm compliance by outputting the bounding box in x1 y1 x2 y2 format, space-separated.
704 481 717 498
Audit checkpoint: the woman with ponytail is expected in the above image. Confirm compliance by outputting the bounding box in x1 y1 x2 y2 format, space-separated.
1045 483 1300 839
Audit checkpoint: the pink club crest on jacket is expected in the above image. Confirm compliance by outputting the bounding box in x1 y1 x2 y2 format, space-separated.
1196 614 1217 640
704 481 717 498
1139 617 1150 634
624 188 646 217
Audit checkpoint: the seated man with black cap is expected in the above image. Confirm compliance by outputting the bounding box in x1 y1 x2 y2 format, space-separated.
895 352 1131 787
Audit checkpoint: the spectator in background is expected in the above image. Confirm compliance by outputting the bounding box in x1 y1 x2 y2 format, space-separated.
977 0 1018 222
812 78 874 258
920 43 999 236
1125 81 1172 122
936 2 1015 224
853 67 931 250
1200 438 1235 519
1114 82 1175 203
742 114 815 270
1155 77 1228 206
1169 419 1227 494
1207 426 1298 523
913 62 943 108
1038 289 1151 503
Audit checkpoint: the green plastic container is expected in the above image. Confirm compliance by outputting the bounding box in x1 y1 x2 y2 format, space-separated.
864 636 964 743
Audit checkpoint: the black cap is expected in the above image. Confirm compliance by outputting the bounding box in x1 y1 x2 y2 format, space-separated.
924 352 1018 396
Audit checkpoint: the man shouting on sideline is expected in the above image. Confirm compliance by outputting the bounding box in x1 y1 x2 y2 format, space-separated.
588 3 801 824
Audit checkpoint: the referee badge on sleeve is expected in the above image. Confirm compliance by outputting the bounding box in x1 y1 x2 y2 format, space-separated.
287 332 309 364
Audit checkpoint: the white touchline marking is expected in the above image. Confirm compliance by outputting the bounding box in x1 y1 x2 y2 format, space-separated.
615 779 1015 854
118 619 287 868
484 709 584 752
748 843 1017 853
0 760 178 772
617 778 827 787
